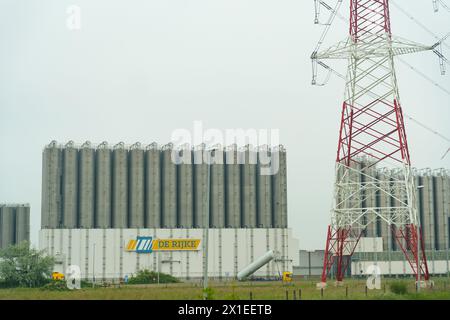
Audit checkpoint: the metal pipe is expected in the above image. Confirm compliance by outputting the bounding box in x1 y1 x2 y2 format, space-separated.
237 250 276 281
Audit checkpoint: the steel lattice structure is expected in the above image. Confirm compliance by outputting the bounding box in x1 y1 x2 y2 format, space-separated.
313 0 434 286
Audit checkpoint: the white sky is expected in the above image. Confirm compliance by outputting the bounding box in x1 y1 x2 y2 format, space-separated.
0 0 449 250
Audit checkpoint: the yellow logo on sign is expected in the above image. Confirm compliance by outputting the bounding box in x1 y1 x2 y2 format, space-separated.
152 239 201 251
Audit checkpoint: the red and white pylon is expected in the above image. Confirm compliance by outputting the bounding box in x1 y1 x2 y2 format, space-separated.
312 0 434 287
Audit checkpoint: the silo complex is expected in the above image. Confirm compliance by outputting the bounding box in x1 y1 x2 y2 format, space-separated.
40 141 289 230
0 204 30 249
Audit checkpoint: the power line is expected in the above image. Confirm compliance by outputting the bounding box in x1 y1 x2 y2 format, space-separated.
390 0 450 51
314 1 450 95
442 148 450 159
311 2 450 150
438 0 450 13
397 57 450 96
404 115 450 144
315 61 450 146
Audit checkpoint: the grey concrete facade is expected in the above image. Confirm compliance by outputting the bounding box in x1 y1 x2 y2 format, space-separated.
0 204 30 249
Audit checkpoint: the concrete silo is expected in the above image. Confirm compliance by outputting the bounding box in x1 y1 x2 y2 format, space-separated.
445 171 450 251
177 144 194 228
257 145 272 228
360 158 378 237
145 143 161 228
272 145 288 228
96 142 112 228
41 141 62 228
62 141 78 228
129 142 145 228
15 205 30 244
0 206 15 248
391 168 408 251
421 169 436 250
193 144 208 228
241 145 257 228
378 168 394 251
78 141 95 228
161 143 177 228
413 169 425 249
432 169 449 250
112 142 128 228
225 144 241 228
210 145 225 228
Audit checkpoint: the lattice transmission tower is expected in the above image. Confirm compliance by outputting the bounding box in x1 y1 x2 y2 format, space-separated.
311 0 444 287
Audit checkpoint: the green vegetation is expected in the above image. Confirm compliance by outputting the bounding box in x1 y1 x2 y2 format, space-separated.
127 269 180 284
389 281 408 295
0 278 449 300
202 287 215 300
41 280 70 291
0 242 54 288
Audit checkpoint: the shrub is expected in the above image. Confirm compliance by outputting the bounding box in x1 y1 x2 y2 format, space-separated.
127 269 180 284
41 280 70 291
389 281 408 295
203 287 215 300
0 241 55 288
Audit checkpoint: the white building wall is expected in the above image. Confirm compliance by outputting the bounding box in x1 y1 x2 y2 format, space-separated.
39 228 298 280
351 260 450 276
355 237 383 253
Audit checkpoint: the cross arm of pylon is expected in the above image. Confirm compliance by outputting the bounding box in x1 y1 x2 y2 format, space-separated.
312 35 435 60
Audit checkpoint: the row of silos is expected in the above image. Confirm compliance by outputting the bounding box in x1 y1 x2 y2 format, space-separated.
416 168 450 251
0 204 30 249
41 141 288 229
352 164 450 252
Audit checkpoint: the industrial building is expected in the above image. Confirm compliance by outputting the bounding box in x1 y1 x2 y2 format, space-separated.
0 204 30 249
356 165 450 253
40 228 298 280
39 141 297 280
294 166 450 279
294 250 325 278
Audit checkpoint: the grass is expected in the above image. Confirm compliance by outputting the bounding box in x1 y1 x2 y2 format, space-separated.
0 278 449 300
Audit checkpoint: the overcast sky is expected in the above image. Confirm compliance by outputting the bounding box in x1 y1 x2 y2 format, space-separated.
0 0 449 250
